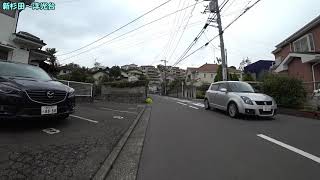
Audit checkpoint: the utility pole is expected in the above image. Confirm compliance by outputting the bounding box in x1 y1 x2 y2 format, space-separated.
161 60 168 95
205 0 228 81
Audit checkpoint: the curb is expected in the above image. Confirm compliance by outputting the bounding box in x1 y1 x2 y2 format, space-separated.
93 105 146 180
106 105 152 180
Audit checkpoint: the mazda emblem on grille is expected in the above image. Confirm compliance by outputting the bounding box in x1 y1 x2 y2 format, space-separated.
47 91 55 99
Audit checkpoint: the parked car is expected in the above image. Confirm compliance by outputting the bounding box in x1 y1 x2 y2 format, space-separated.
204 81 277 118
0 61 75 120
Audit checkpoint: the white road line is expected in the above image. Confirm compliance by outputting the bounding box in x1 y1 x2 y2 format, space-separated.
257 134 320 164
177 100 192 103
100 107 137 114
177 102 188 106
189 106 199 110
70 115 99 124
192 103 205 108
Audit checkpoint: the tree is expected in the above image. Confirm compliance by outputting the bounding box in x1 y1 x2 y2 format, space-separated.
40 48 58 75
57 63 94 83
243 73 255 81
239 57 252 71
230 73 239 81
214 65 223 82
215 65 239 82
109 66 121 80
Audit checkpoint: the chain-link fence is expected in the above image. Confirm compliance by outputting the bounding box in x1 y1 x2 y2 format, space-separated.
59 80 93 97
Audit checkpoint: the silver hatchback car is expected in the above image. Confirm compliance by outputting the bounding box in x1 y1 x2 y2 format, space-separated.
204 81 277 118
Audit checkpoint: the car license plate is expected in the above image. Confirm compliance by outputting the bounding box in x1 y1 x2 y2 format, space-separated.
41 106 57 115
263 106 272 112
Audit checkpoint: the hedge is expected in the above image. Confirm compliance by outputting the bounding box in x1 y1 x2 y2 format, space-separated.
262 75 306 108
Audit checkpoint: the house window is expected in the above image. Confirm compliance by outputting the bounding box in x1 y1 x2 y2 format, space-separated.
0 49 8 61
211 74 214 78
204 74 206 78
293 33 315 52
0 0 16 18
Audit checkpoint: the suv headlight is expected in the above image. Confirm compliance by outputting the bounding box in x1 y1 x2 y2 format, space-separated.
241 96 253 105
68 88 75 98
0 83 21 94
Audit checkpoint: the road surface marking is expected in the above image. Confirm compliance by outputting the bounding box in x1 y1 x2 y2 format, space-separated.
100 107 137 114
177 100 192 103
70 115 99 123
192 103 205 107
189 106 199 109
113 116 124 119
42 128 60 135
257 134 320 164
177 102 188 106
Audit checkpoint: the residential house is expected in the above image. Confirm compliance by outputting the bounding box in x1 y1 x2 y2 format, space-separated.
244 60 274 81
127 69 144 82
272 15 320 92
186 63 218 87
121 64 138 70
58 66 72 76
0 0 50 66
92 69 109 85
140 65 162 93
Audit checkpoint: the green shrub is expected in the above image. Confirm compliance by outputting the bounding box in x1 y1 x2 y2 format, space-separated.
104 80 148 88
243 73 255 81
262 75 306 108
196 91 205 99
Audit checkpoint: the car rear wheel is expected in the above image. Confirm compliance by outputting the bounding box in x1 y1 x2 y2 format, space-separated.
228 102 238 118
204 99 210 110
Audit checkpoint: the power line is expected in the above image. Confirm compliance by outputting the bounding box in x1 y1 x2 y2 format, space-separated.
57 0 173 56
167 0 199 62
171 0 229 67
174 0 262 66
162 0 185 59
59 1 205 62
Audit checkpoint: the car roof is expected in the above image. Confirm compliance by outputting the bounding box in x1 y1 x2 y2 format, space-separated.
211 81 248 85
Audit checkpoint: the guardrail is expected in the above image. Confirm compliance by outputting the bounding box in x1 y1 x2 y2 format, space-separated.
59 80 93 97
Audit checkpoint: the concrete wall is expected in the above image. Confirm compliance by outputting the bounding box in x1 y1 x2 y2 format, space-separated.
0 12 18 45
10 48 29 64
101 85 146 103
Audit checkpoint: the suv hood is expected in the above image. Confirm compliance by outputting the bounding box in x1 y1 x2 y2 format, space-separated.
0 77 69 91
234 92 273 101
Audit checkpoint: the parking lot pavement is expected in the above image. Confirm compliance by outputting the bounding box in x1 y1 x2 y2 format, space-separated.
0 101 143 180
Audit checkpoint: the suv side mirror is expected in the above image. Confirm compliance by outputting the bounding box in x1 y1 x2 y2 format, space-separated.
220 88 227 93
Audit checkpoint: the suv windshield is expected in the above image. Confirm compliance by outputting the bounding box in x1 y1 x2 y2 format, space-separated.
0 62 52 81
228 82 255 93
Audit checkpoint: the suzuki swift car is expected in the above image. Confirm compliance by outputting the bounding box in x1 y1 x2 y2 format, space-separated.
204 81 277 118
0 61 75 120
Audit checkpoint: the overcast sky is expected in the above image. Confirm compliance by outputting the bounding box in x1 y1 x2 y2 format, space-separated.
17 0 320 69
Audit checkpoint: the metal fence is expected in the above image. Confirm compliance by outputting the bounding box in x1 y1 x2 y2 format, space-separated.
59 80 93 97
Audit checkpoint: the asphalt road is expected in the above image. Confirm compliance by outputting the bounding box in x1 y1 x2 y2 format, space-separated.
0 101 143 179
138 95 320 180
